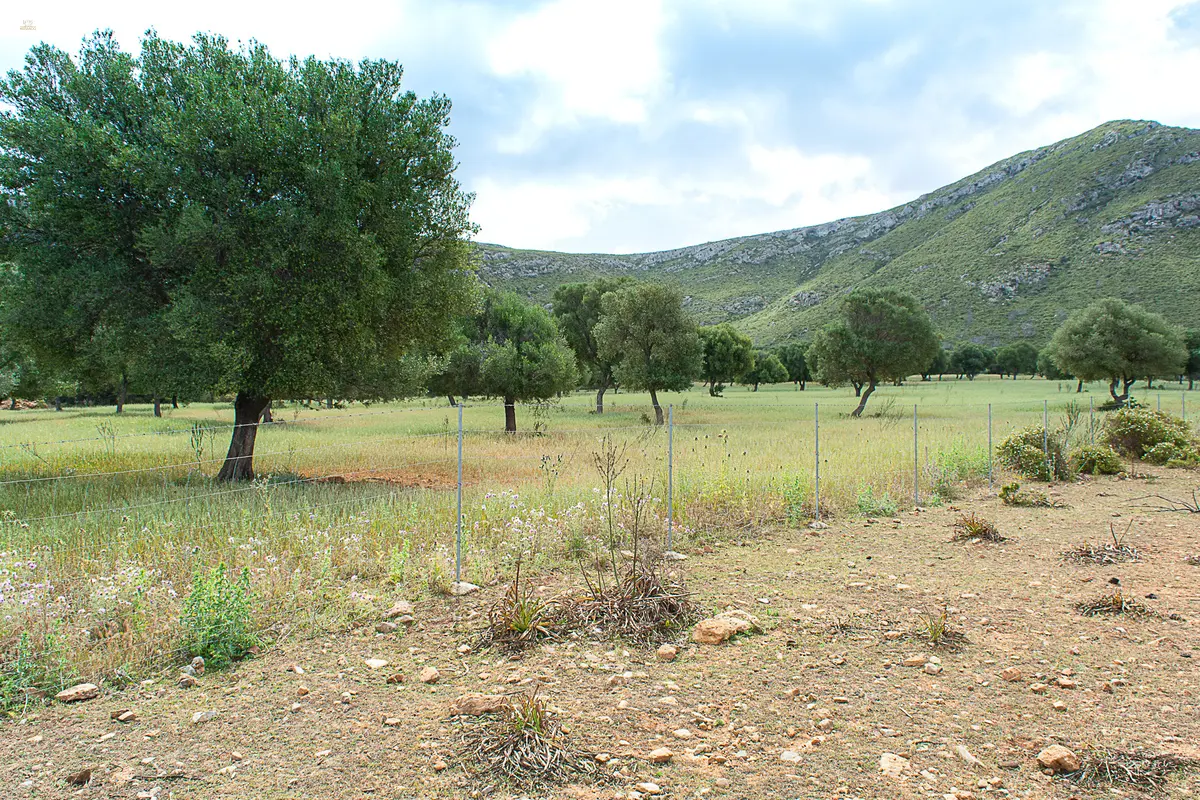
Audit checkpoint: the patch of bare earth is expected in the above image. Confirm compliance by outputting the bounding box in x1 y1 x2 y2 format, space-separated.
2 472 1197 799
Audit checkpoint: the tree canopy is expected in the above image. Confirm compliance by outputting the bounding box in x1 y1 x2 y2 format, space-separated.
1043 298 1187 404
1185 329 1200 390
742 350 788 390
950 344 994 380
993 342 1039 379
921 349 950 381
551 277 630 413
808 288 939 416
699 323 754 397
594 283 701 424
775 343 810 389
0 31 476 478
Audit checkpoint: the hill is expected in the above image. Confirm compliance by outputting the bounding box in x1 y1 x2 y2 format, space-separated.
477 120 1200 346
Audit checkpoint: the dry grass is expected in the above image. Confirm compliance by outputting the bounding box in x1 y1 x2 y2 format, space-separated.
563 566 696 645
1075 587 1158 618
1067 749 1195 792
1063 521 1141 565
950 511 1005 542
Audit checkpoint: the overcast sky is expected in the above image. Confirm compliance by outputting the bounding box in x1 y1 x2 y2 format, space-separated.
3 1 1199 254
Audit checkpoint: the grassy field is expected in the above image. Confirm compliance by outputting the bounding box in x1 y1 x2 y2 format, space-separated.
0 378 1195 697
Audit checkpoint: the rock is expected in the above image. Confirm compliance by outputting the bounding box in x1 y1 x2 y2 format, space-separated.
287 664 305 675
297 685 310 696
1052 700 1068 712
647 747 673 763
111 710 137 723
1055 677 1077 689
191 710 216 724
432 759 447 771
595 753 611 763
672 728 692 739
781 749 802 762
191 656 205 675
636 782 662 794
419 667 440 684
365 658 390 670
809 521 829 530
662 551 688 561
56 683 99 703
383 600 414 619
1000 667 1022 682
340 691 353 704
924 663 943 675
880 752 909 778
692 611 758 645
817 718 833 731
387 673 405 685
1036 745 1080 774
715 777 731 788
656 644 678 661
449 693 507 716
178 673 199 688
902 655 927 667
375 622 398 634
1030 683 1049 694
456 644 471 655
383 717 402 726
449 581 480 596
230 752 243 762
955 745 982 768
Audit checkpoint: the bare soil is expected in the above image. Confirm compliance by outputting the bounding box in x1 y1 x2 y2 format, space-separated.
3 471 1198 799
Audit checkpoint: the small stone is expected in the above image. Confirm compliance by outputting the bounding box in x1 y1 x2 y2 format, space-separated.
656 644 678 661
387 673 405 685
880 752 909 778
673 728 692 739
449 581 480 596
432 759 448 771
647 747 673 763
316 749 332 758
636 782 663 794
781 749 802 762
297 685 310 696
1000 666 1022 682
383 600 414 619
456 644 472 655
190 656 205 675
56 683 99 703
287 664 304 675
1055 677 1077 690
924 663 943 675
1030 683 1049 695
290 703 302 712
955 744 982 767
230 752 243 762
66 768 93 786
715 778 731 788
375 622 398 634
1052 700 1068 712
1036 745 1080 773
383 717 402 726
341 692 353 704
595 753 611 763
817 718 833 731
191 710 216 724
112 710 137 723
178 673 199 688
365 658 389 670
419 667 440 684
903 655 927 667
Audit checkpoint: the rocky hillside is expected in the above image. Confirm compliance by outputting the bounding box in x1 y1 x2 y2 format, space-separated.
477 120 1200 346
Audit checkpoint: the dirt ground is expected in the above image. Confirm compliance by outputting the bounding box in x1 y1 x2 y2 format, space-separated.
3 470 1198 800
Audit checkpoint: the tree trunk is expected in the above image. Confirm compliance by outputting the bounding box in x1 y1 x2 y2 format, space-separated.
116 375 127 413
153 398 162 417
649 388 664 425
216 393 271 481
54 396 63 412
171 395 179 409
1191 376 1195 390
752 383 759 392
447 395 457 407
325 397 333 409
851 380 877 418
799 379 806 390
1076 379 1083 393
504 395 517 433
261 406 273 423
7 397 14 410
595 385 607 415
852 381 863 397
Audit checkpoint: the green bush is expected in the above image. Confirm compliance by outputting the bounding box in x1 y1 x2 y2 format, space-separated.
996 426 1073 481
1073 443 1123 475
1144 441 1200 468
0 632 73 713
856 485 897 516
1101 408 1193 459
181 564 258 670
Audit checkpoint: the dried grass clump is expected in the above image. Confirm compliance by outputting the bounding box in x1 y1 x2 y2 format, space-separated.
1185 554 1200 567
459 689 596 791
1075 588 1157 618
564 566 696 645
1067 748 1194 791
951 512 1005 543
1063 521 1141 565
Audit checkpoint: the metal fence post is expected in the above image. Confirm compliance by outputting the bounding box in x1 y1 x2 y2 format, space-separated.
912 404 919 507
666 404 674 553
1042 400 1049 457
1157 393 1161 412
987 403 993 488
455 403 463 584
1089 395 1095 443
1184 393 1188 421
814 403 820 522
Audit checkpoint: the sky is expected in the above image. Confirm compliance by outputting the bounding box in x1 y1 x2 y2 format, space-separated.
2 1 1199 254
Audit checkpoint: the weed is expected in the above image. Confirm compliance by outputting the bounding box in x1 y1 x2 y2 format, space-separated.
1102 407 1195 459
951 512 1005 543
999 482 1063 508
1063 521 1141 565
1066 749 1195 791
180 564 258 670
781 475 811 525
477 560 561 652
1073 443 1123 475
1185 554 1199 566
564 566 695 645
855 485 897 516
1134 490 1200 513
386 540 412 586
1075 586 1156 618
0 631 73 714
914 608 968 649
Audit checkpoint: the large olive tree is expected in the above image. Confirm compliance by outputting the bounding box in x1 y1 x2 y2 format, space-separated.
0 32 476 479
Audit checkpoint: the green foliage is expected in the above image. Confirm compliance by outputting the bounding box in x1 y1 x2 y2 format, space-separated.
741 350 788 390
951 512 1004 542
996 426 1073 481
181 564 258 670
1185 329 1200 387
1037 350 1068 380
998 482 1057 507
775 343 810 386
808 288 939 416
0 632 73 713
594 283 702 423
1143 441 1200 468
855 485 897 516
0 32 477 476
1101 407 1194 458
551 278 631 393
699 324 754 396
922 348 950 380
1044 299 1187 402
1073 443 1124 475
950 344 994 380
993 342 1040 378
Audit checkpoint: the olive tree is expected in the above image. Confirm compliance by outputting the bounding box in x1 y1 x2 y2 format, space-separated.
1043 298 1186 405
0 32 476 479
808 288 939 417
775 343 810 389
699 323 754 397
993 342 1040 379
950 344 993 380
741 350 788 391
594 283 701 425
551 277 631 413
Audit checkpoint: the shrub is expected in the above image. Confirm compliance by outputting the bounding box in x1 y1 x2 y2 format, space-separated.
181 564 258 670
1143 441 1200 468
1101 408 1193 459
996 426 1072 481
855 485 898 516
0 632 73 713
1073 443 1123 475
999 482 1061 508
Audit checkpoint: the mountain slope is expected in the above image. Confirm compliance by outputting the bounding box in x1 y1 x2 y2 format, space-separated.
478 120 1200 346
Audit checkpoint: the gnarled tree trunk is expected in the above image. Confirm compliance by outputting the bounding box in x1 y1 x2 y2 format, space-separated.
504 395 517 433
649 388 664 425
851 380 877 418
261 405 273 423
217 393 271 481
153 398 162 417
116 375 127 413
